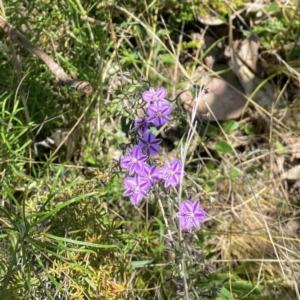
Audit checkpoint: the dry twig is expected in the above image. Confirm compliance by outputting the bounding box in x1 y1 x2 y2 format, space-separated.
0 16 93 95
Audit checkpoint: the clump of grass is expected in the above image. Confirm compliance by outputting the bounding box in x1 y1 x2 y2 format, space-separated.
0 166 128 299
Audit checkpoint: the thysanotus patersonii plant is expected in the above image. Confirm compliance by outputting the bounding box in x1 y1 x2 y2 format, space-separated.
121 86 205 229
119 82 224 299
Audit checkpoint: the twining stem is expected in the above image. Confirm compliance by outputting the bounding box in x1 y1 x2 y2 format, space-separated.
0 16 93 95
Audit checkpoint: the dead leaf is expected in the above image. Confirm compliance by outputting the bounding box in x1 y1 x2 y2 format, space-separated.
283 219 300 237
229 35 276 107
51 127 82 160
181 76 246 120
276 156 285 174
281 165 300 180
197 14 225 26
281 134 300 161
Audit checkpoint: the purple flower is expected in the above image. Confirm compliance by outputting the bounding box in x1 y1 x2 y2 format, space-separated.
142 87 168 105
159 158 183 187
139 163 160 186
138 131 161 157
124 175 150 205
134 117 151 135
147 102 172 127
177 200 206 230
120 145 147 175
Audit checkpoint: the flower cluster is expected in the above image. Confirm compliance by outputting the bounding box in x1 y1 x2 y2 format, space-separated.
120 86 205 230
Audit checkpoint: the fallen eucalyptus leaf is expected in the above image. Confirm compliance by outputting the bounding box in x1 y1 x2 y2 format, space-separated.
181 76 246 120
229 35 277 107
